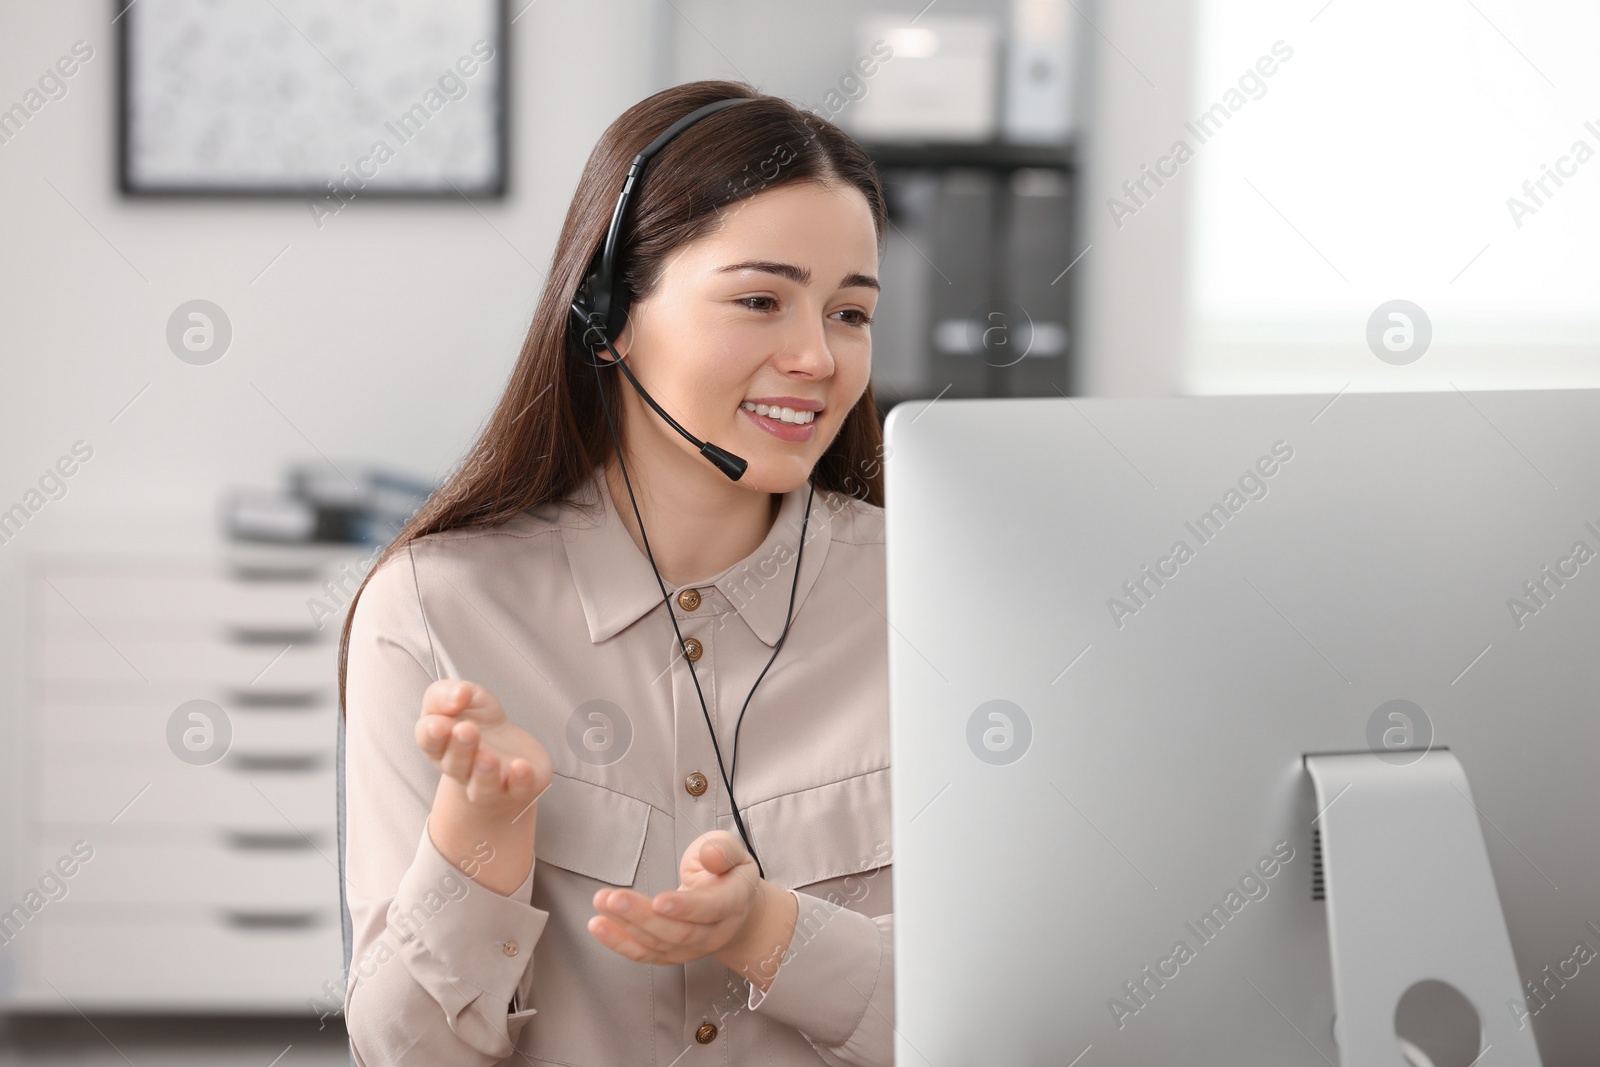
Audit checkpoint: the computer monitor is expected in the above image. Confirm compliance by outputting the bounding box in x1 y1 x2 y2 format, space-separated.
882 389 1600 1066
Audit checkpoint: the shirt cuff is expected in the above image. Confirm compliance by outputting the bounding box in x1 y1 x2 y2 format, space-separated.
390 821 551 1023
746 889 891 1050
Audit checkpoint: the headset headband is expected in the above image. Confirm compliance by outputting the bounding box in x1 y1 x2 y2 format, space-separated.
580 96 757 347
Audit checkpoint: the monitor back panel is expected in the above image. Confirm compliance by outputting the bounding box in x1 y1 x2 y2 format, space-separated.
883 389 1600 1066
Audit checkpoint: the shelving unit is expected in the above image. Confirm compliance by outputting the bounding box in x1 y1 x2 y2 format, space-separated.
861 137 1080 408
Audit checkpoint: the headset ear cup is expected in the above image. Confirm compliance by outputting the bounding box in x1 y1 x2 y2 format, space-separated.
569 267 610 353
567 293 593 350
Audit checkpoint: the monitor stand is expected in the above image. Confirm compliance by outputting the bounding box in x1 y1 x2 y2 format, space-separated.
1304 751 1544 1066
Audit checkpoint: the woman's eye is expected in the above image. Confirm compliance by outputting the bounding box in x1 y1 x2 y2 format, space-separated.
736 296 872 328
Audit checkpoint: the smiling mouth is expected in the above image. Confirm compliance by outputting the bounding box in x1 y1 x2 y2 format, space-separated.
739 401 818 425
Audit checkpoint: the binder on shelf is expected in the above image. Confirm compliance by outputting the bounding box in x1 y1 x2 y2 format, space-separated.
927 169 1001 398
998 167 1073 396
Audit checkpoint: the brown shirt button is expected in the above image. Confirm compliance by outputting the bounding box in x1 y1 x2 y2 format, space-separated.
695 1022 718 1044
502 940 519 957
684 772 708 796
677 588 701 611
682 637 703 661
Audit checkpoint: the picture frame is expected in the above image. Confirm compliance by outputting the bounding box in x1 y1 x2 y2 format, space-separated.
116 0 509 198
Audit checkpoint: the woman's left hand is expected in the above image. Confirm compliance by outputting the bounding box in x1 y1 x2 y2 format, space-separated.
588 830 793 977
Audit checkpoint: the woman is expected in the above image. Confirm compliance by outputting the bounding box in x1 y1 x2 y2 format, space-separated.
338 80 894 1066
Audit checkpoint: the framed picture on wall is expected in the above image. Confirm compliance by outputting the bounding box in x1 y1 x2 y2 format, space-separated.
116 0 508 198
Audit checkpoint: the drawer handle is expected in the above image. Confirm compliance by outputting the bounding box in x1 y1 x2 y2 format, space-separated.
225 626 323 645
221 909 323 930
223 830 322 851
225 688 324 709
228 752 324 773
229 564 323 583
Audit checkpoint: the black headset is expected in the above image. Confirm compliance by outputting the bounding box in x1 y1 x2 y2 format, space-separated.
567 96 757 482
567 95 818 881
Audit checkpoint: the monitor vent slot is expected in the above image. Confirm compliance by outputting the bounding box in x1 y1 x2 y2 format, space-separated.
1311 827 1325 902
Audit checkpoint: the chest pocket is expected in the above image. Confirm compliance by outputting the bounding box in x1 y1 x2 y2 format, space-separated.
531 772 652 887
741 766 893 894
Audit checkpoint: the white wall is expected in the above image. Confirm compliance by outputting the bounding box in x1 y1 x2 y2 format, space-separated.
0 0 658 549
1071 0 1200 396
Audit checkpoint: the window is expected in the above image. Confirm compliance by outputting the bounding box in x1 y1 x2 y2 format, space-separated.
1186 0 1600 393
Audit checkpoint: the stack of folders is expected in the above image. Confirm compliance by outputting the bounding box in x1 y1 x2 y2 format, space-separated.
928 167 1073 398
221 462 434 546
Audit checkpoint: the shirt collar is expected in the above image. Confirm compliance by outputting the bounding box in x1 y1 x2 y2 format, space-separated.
561 463 834 646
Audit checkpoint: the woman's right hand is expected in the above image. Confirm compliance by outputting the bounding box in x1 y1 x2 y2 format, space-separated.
414 679 553 893
415 678 553 819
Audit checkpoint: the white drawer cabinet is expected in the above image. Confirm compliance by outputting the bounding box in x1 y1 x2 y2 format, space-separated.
34 638 335 686
35 700 336 759
35 762 337 828
11 548 368 1012
30 838 338 909
33 917 344 1008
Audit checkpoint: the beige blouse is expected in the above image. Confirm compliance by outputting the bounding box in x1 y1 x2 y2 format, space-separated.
341 461 894 1066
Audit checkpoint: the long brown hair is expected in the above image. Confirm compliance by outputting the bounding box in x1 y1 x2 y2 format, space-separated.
337 80 889 714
